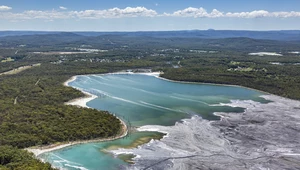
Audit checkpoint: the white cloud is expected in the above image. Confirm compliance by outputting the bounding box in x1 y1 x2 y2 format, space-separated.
0 5 12 11
165 7 223 18
225 10 300 18
74 7 157 19
0 10 73 20
165 7 300 18
272 11 300 18
163 7 225 18
210 9 224 18
226 10 269 18
0 7 157 20
59 6 67 10
0 6 300 21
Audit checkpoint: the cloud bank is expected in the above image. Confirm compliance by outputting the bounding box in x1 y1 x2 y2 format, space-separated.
0 7 157 20
166 7 300 18
0 6 300 20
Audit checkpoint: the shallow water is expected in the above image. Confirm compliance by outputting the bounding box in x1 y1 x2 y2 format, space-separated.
40 73 266 170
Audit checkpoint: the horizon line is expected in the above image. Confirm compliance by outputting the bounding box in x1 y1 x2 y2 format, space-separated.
1 29 300 32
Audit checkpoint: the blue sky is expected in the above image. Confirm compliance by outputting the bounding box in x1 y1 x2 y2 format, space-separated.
0 0 300 31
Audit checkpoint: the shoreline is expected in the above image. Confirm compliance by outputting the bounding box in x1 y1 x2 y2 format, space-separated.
25 72 277 157
112 94 300 169
26 71 300 169
26 75 128 157
63 76 97 108
26 118 128 157
89 70 271 96
61 71 271 97
156 74 271 95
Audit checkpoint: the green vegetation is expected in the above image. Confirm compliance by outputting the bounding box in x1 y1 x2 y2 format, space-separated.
0 145 53 170
0 60 133 169
0 32 300 168
161 56 300 99
0 50 161 168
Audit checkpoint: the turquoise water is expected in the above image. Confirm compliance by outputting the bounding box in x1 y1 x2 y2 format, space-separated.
40 74 266 170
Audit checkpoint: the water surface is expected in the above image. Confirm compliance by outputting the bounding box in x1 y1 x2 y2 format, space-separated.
40 73 266 169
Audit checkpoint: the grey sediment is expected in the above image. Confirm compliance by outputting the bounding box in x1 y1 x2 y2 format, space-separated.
120 94 300 170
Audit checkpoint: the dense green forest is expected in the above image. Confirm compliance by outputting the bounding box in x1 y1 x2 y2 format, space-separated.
0 33 300 169
0 62 133 169
0 145 53 170
161 56 300 99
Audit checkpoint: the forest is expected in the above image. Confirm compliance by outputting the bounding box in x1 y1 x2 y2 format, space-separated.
0 59 131 169
161 55 300 100
0 32 300 169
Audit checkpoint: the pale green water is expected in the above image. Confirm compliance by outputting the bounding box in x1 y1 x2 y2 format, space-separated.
39 74 267 170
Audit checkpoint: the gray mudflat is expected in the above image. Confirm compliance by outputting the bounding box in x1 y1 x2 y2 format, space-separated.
118 95 300 170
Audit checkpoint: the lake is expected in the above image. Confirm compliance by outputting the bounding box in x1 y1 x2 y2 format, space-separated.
39 73 266 170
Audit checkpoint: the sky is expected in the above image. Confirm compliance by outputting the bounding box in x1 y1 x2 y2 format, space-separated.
0 0 300 31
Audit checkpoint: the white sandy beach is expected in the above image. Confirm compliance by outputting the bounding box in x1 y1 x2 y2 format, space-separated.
63 72 162 108
63 75 98 108
64 90 97 108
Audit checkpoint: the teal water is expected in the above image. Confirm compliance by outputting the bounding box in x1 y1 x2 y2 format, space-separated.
39 73 267 170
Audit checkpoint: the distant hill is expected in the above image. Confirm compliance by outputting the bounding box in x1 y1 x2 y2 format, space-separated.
0 31 57 37
0 31 299 52
0 32 85 47
1 30 300 41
